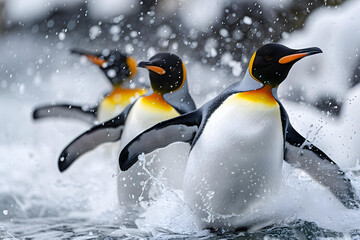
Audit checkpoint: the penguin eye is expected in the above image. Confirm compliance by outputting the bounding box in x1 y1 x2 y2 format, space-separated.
265 56 273 61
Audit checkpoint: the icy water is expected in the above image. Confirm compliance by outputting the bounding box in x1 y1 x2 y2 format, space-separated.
1 218 356 239
2 157 360 240
2 108 360 240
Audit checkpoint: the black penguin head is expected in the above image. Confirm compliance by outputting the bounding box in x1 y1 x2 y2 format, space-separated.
71 49 137 86
249 43 322 87
137 53 186 94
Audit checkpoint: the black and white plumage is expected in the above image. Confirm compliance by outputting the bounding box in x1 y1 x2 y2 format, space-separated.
58 53 196 206
119 44 360 230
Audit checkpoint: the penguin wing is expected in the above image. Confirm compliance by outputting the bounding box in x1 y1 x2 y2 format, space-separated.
273 93 359 209
58 102 134 172
284 123 360 209
119 110 202 171
119 80 265 171
33 104 97 125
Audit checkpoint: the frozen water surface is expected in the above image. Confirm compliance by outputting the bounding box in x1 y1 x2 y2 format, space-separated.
1 0 360 239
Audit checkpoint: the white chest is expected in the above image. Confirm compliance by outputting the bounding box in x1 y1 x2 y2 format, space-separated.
97 104 124 123
117 96 187 205
97 88 147 123
120 98 179 148
184 93 284 228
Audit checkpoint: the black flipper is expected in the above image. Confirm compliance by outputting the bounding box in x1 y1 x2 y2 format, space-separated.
33 104 97 125
284 123 360 209
119 110 202 171
58 102 135 172
118 75 264 171
273 89 360 209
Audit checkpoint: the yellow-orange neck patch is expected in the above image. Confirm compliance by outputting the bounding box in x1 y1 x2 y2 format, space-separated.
140 92 175 112
248 51 257 80
248 51 263 84
179 62 186 90
236 85 277 106
102 87 147 109
126 57 137 78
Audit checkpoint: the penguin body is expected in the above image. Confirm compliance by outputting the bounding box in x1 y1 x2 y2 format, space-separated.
58 53 196 206
119 44 360 230
117 92 187 205
184 86 283 228
119 93 180 146
33 49 147 124
98 86 147 122
72 49 146 122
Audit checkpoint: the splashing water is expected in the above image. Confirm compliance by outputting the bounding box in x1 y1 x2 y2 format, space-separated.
2 142 360 239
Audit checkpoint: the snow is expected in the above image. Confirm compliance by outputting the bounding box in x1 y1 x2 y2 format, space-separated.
156 25 172 39
58 32 66 41
3 0 137 23
283 83 360 169
178 0 229 31
243 16 252 25
3 0 299 28
89 25 102 40
280 0 360 104
4 0 82 23
87 0 136 19
177 0 291 31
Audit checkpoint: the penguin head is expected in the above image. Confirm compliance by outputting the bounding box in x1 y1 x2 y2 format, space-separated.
71 49 137 86
249 43 322 87
137 53 186 95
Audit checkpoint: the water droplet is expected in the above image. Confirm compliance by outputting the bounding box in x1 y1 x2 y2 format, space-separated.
58 32 66 41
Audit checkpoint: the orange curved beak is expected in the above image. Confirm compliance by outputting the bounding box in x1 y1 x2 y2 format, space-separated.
138 61 166 75
278 47 322 64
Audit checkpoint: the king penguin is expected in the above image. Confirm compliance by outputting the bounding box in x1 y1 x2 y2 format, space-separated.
58 53 196 206
119 43 360 230
32 49 147 124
